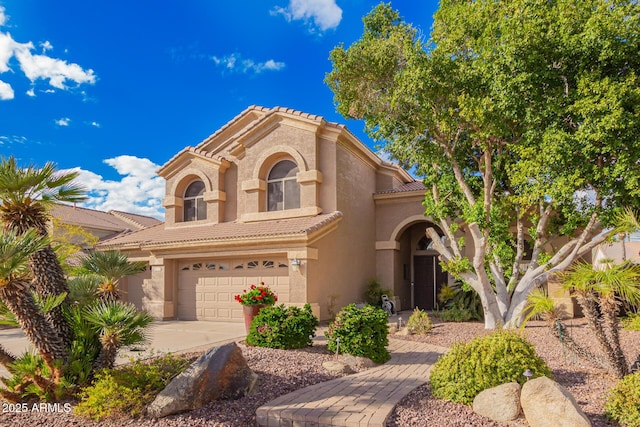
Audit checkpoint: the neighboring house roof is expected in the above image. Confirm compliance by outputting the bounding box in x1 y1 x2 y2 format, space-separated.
96 211 344 250
51 204 162 233
375 181 426 195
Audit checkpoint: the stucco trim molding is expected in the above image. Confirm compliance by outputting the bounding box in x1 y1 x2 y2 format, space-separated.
388 214 437 242
297 169 323 184
240 206 322 223
203 190 226 202
241 179 266 192
252 145 309 179
375 240 401 251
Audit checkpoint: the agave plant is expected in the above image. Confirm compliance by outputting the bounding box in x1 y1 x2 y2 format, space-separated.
83 301 153 370
78 250 147 302
0 156 86 350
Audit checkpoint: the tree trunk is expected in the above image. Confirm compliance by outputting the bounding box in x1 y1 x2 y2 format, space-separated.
0 281 66 381
29 245 72 351
600 297 628 378
576 293 622 378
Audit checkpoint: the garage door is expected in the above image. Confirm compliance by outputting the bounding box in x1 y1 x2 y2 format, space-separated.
177 258 290 321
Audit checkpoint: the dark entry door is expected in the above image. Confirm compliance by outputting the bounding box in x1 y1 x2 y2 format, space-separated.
414 255 446 310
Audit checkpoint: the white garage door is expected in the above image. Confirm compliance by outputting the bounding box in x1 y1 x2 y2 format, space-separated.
177 258 290 321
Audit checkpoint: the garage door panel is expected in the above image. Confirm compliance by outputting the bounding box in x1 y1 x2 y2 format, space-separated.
178 258 289 321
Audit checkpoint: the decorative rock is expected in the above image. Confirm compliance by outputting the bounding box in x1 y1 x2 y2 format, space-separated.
395 327 412 336
521 376 591 427
147 342 258 418
340 354 378 369
472 382 521 422
322 360 353 374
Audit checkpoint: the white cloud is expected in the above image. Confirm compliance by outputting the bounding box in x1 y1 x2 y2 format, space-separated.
39 40 53 52
0 7 96 97
272 0 342 32
212 53 285 74
0 135 27 145
0 79 13 100
55 117 70 126
70 155 165 220
26 88 35 96
90 121 100 128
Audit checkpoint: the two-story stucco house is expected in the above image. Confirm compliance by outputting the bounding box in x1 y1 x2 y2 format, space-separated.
98 106 449 321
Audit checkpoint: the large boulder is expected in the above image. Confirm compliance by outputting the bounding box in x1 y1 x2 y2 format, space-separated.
147 342 258 418
520 376 591 427
472 382 521 422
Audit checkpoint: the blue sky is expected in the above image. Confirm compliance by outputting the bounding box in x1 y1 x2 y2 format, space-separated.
0 0 437 219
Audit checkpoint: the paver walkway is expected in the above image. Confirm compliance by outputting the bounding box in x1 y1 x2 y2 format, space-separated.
256 338 448 427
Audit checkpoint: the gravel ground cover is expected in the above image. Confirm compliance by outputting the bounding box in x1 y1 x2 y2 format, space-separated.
1 318 638 426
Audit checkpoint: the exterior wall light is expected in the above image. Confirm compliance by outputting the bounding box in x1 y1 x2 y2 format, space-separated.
291 258 302 272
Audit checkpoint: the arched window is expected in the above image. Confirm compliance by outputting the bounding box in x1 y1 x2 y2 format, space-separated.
183 181 206 221
267 160 300 211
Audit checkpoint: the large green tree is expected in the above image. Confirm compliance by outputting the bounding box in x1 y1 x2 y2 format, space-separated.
326 1 640 328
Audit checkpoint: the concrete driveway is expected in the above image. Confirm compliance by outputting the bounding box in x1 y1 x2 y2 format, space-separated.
0 320 246 378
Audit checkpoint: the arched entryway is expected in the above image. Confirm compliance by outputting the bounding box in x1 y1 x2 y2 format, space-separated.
413 235 448 310
395 222 448 311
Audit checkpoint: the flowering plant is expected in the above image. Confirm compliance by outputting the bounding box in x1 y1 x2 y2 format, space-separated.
234 282 278 305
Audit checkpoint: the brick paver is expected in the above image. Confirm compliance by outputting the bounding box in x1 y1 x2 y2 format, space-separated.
256 338 448 427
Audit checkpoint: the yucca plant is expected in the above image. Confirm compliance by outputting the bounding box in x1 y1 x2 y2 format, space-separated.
78 250 147 302
0 156 86 350
83 301 153 370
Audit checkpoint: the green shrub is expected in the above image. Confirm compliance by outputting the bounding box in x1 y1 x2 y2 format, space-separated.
363 278 392 306
437 281 483 322
325 304 390 364
405 308 432 335
75 353 190 420
246 304 319 349
606 371 640 427
430 330 552 405
622 313 640 331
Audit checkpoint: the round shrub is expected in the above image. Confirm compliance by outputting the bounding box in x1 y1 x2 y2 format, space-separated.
405 308 432 335
605 371 640 427
246 303 319 349
325 304 390 364
430 330 552 405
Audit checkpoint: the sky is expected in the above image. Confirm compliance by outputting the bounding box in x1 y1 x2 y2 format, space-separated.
0 0 438 219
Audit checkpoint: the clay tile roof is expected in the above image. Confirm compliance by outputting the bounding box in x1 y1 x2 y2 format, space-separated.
109 210 163 229
96 211 344 249
375 181 426 195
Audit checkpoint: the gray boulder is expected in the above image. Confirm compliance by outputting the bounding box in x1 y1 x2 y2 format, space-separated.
147 342 258 418
473 382 521 422
521 376 591 427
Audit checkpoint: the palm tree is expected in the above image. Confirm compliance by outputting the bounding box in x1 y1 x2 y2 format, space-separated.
560 261 640 378
0 156 85 350
78 250 147 302
83 301 153 369
0 229 66 379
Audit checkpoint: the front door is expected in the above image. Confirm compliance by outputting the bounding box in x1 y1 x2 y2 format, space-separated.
414 255 446 310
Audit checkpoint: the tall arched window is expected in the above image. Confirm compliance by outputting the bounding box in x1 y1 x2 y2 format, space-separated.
184 181 206 221
267 160 300 211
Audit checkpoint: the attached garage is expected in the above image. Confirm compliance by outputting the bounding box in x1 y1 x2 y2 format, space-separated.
177 257 290 321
